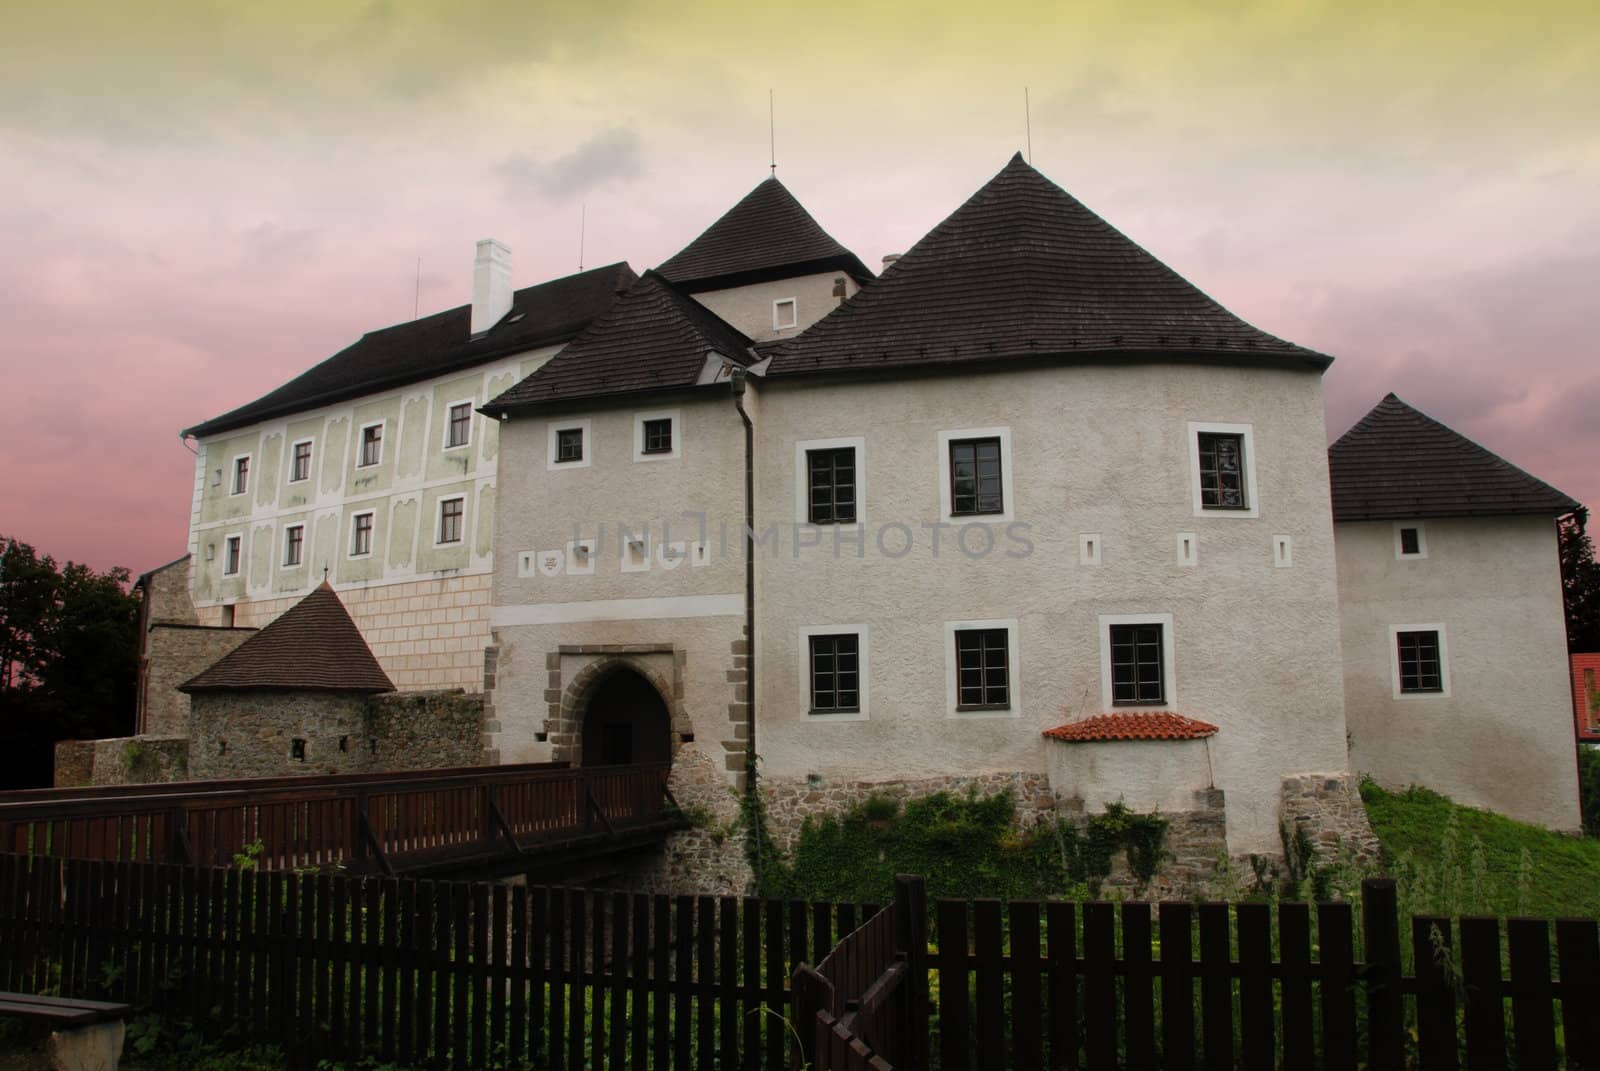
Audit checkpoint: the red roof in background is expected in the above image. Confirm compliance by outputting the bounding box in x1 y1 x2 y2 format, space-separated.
1574 654 1600 742
1042 712 1219 742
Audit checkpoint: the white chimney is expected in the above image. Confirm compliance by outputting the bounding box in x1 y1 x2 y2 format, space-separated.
471 238 513 336
881 253 902 271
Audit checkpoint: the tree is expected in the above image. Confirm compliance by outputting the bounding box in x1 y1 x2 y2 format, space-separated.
1561 509 1600 653
0 535 138 787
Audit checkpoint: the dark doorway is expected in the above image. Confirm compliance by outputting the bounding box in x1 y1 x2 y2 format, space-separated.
581 668 672 767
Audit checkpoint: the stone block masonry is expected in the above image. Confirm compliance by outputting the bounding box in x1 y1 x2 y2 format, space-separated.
1279 772 1382 868
195 572 492 692
54 735 191 788
141 624 255 736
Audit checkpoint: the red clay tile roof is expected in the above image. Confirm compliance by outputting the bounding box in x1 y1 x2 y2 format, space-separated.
656 176 872 292
1329 393 1581 521
179 582 394 693
768 153 1330 380
1042 712 1219 742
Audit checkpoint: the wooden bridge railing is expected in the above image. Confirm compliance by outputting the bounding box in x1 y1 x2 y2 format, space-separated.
0 762 672 874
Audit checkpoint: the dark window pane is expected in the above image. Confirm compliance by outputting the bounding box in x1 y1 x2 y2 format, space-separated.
1110 624 1166 705
950 437 1004 516
360 425 382 467
557 427 584 462
292 441 312 481
1197 432 1246 509
954 628 1010 708
1400 527 1421 555
809 634 861 713
1397 630 1442 692
807 448 857 524
447 403 472 448
643 418 673 455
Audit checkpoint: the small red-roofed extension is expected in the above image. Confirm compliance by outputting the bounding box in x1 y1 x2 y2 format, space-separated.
1042 712 1219 742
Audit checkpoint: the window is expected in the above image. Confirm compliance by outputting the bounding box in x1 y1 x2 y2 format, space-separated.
437 497 464 545
230 456 250 496
642 418 673 455
1110 624 1166 705
358 423 383 467
445 402 473 449
1197 432 1246 509
773 298 798 330
948 437 1005 517
223 534 242 576
1187 422 1258 518
807 447 857 524
1396 630 1443 694
558 428 583 462
808 634 861 714
289 440 313 483
350 512 374 557
954 628 1010 710
283 524 304 567
290 738 306 762
1395 522 1427 559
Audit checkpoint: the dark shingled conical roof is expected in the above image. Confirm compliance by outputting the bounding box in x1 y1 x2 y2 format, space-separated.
656 176 872 292
483 272 755 411
768 153 1330 378
180 582 394 693
1329 393 1580 521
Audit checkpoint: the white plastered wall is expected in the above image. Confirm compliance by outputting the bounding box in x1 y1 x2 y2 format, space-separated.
688 272 858 343
1337 515 1580 830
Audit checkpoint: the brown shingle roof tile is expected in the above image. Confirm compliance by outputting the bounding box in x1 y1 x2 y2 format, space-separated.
179 582 394 693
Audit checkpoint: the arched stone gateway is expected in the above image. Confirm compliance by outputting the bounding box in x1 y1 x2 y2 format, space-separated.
578 665 673 767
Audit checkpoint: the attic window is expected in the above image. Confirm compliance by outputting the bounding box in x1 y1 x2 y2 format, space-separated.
1395 522 1427 559
773 298 798 331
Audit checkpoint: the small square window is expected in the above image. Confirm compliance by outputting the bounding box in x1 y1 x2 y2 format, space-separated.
1197 432 1247 510
809 634 861 714
359 424 383 468
642 418 673 455
223 535 242 576
949 437 1005 516
774 298 798 330
1110 624 1166 705
438 497 464 544
351 512 374 557
290 441 313 483
290 738 306 762
954 628 1010 710
231 456 250 496
283 525 303 567
807 447 857 524
1397 630 1443 693
445 403 473 449
556 427 584 463
1395 522 1428 559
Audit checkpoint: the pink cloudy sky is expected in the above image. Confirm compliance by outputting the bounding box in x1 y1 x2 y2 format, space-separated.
3 0 1596 575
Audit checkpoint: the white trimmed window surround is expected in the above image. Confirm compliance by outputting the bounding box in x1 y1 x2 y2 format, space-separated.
434 495 466 546
1176 532 1198 567
1079 534 1102 566
943 618 1021 719
230 455 251 497
633 409 682 462
288 439 314 484
1097 612 1176 711
1394 521 1428 560
547 419 592 470
1187 421 1259 519
1390 623 1451 699
799 624 869 721
282 524 304 567
349 510 375 558
565 538 596 575
222 533 243 576
357 421 385 468
794 436 867 526
442 399 475 451
620 531 651 573
938 427 1015 524
773 298 798 331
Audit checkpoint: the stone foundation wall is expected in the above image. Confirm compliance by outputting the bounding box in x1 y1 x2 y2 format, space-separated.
141 624 255 736
54 735 192 787
1279 772 1382 869
631 747 751 897
1071 788 1230 898
189 691 371 779
367 690 488 771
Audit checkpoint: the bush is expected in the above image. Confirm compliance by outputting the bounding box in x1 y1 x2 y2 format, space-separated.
1578 745 1600 837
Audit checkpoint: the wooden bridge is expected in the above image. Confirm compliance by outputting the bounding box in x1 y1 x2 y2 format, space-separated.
0 762 677 878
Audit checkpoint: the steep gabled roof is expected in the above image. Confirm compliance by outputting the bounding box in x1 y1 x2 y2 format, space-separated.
483 271 755 412
656 176 873 292
1042 712 1220 742
1329 393 1580 521
179 582 394 693
768 153 1330 379
184 263 636 439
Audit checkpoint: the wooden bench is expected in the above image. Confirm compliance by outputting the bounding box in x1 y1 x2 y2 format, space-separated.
0 993 129 1071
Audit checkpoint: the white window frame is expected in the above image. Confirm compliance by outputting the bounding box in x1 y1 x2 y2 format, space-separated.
547 418 592 470
565 538 597 576
1394 521 1428 560
1187 421 1259 519
356 420 385 469
434 495 467 547
773 298 798 331
1098 612 1176 711
349 510 376 559
794 436 867 526
287 439 314 484
938 427 1014 524
442 399 475 452
222 533 243 577
1390 623 1451 699
1273 534 1294 568
282 524 305 567
1079 534 1102 566
620 531 651 573
229 454 251 497
1176 532 1198 567
799 624 869 722
944 618 1021 719
633 409 682 462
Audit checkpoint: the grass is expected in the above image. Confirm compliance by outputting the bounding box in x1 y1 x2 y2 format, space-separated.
1362 779 1600 918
